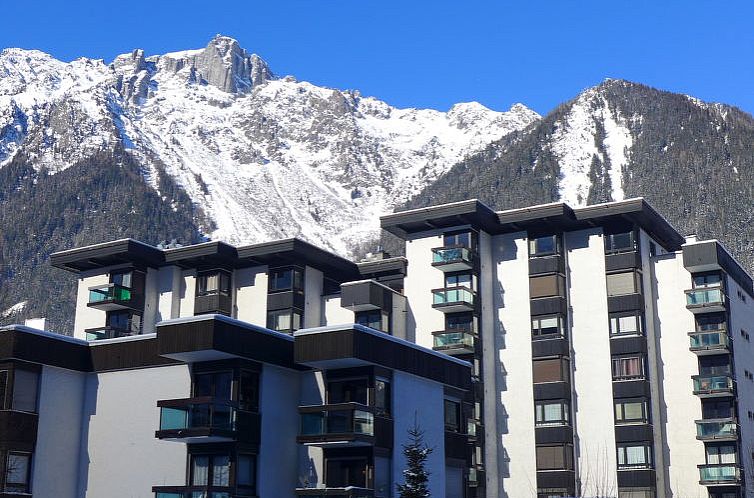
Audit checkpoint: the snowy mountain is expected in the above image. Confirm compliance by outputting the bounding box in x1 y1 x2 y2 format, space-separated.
0 35 539 256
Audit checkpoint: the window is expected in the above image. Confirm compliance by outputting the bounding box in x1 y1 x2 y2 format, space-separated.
529 235 559 257
374 379 391 416
699 355 732 376
532 315 565 339
445 272 472 289
443 231 474 249
238 370 260 412
444 399 461 432
536 445 573 470
326 457 368 488
12 369 39 413
612 356 645 381
617 444 653 469
706 445 737 465
193 371 233 400
618 488 656 498
237 454 257 492
696 313 726 331
605 231 636 254
533 358 570 383
446 312 474 332
4 452 31 493
0 371 6 409
111 270 133 288
609 312 643 336
530 274 565 299
191 454 230 486
693 272 723 289
614 398 649 424
266 309 302 333
535 401 570 426
607 271 641 296
107 311 141 333
328 378 369 405
196 271 231 297
356 310 390 333
268 267 304 293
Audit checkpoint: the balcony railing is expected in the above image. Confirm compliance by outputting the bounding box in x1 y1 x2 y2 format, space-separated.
431 246 474 271
84 326 137 341
431 287 475 312
295 487 375 498
688 330 730 355
154 486 250 498
432 331 475 354
695 418 739 440
87 283 139 310
156 397 258 442
698 464 741 484
692 375 735 397
298 403 376 446
685 287 726 312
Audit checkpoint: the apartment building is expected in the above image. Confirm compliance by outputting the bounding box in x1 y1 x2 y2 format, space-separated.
1 197 752 498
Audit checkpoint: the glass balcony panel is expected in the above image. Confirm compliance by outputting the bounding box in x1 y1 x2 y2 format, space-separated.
432 288 474 306
689 331 729 349
353 410 374 435
158 401 236 432
432 247 472 264
298 405 375 438
433 332 474 349
696 419 737 439
88 284 132 303
160 407 188 431
686 288 725 306
699 464 740 482
693 375 734 394
156 494 185 498
328 410 351 433
301 412 325 436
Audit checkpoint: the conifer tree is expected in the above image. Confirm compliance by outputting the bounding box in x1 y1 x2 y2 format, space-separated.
396 419 433 498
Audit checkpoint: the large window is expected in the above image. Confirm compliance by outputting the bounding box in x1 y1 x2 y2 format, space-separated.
107 311 141 334
607 271 641 296
617 444 653 469
696 313 726 331
445 272 473 289
355 310 390 333
533 358 570 383
443 231 475 249
529 235 559 257
609 312 643 336
267 309 303 333
706 444 737 464
611 356 645 381
12 369 39 413
536 445 573 471
193 371 233 400
532 315 565 339
374 379 391 416
238 370 260 412
605 231 636 254
237 454 257 493
614 398 649 424
196 271 231 297
326 457 369 488
535 401 570 426
191 454 230 486
4 452 31 493
699 355 732 376
0 371 6 409
111 270 133 288
328 378 369 405
702 399 734 419
693 272 723 289
444 399 461 432
446 312 475 332
530 274 566 299
268 267 304 293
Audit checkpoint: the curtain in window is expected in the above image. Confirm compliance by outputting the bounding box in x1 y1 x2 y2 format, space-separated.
192 456 209 485
6 453 29 489
212 456 230 486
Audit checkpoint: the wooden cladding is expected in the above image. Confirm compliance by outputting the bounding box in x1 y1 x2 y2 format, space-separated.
529 274 565 299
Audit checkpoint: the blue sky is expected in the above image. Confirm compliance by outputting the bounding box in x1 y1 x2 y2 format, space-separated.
3 0 754 115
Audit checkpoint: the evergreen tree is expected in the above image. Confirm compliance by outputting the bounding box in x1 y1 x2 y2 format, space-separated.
396 420 433 498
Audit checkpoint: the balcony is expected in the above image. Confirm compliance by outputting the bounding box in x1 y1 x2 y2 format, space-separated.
698 464 741 485
689 330 730 355
155 397 260 443
431 246 474 272
153 486 250 498
298 403 378 447
295 488 374 498
692 375 735 398
84 326 136 341
432 330 475 355
685 287 726 313
431 287 475 313
696 418 739 441
87 283 140 311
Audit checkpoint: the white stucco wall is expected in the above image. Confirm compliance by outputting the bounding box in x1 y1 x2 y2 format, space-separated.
258 364 301 498
33 366 87 498
566 228 618 494
392 370 445 498
78 363 190 497
72 272 109 339
298 371 325 489
323 295 354 326
403 231 446 348
304 267 324 328
178 269 196 318
235 266 268 326
156 266 179 323
142 268 160 334
493 232 536 498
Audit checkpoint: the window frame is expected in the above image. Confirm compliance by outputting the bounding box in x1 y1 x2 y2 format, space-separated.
444 399 462 433
609 312 644 337
355 309 391 334
606 270 642 297
535 400 570 426
529 234 560 258
268 267 304 293
532 315 566 339
3 451 32 494
532 357 570 384
611 355 646 381
692 271 724 289
604 231 637 254
266 308 303 333
616 443 653 469
535 444 574 471
443 230 476 250
196 269 232 297
614 398 650 424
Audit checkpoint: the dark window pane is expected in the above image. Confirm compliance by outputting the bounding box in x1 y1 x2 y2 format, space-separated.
237 454 256 488
5 453 30 493
375 380 391 416
444 400 461 432
12 370 39 412
239 371 259 411
326 458 368 488
328 379 369 405
446 313 473 331
0 371 7 409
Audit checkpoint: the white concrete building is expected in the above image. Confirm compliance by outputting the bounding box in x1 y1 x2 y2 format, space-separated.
1 197 753 498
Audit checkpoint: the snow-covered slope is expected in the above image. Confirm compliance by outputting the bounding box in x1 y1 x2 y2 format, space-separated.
0 36 539 255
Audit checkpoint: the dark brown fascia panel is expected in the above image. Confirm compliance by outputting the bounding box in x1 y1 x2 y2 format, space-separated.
294 325 471 390
163 241 241 269
50 238 165 272
0 326 92 371
357 257 408 279
683 240 754 298
497 203 578 235
380 199 500 238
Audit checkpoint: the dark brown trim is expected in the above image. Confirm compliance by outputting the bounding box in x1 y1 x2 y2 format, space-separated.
617 469 656 487
535 426 574 444
0 411 37 451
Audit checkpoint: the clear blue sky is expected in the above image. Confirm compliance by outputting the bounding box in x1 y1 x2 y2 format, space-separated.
3 0 754 116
